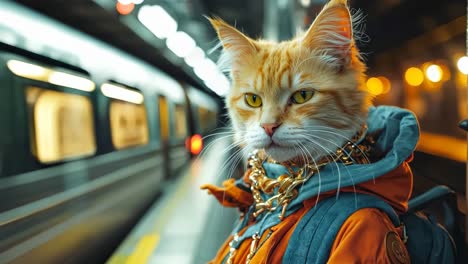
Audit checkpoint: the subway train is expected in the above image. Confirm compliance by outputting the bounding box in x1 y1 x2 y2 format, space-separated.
0 2 220 263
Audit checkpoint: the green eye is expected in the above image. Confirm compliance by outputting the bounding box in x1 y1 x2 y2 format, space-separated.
244 93 262 108
291 90 314 104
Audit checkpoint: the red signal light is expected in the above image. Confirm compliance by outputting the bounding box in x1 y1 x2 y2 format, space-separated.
116 2 135 16
186 134 203 155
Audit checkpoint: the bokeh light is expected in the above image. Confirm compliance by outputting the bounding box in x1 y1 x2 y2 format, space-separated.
378 76 391 94
116 2 134 15
425 64 443 82
457 56 468 74
404 67 424 86
166 31 196 58
366 77 384 96
138 5 177 39
186 134 203 155
300 0 311 7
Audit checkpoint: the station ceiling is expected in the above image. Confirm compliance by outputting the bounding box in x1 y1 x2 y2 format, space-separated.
13 0 465 95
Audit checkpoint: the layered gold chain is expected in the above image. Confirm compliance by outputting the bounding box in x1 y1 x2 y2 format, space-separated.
227 126 373 264
249 125 371 221
248 150 322 221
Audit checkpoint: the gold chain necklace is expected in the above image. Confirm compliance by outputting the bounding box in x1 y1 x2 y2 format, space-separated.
227 125 374 264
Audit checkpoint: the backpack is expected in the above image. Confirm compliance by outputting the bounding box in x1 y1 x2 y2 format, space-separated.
283 186 457 263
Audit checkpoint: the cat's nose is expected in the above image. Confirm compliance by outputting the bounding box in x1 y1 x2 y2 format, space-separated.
261 123 281 137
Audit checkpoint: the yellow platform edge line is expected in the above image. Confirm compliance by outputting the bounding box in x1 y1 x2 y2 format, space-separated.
125 234 160 264
106 165 195 264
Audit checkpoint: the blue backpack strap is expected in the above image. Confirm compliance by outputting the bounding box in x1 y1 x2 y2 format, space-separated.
283 193 399 264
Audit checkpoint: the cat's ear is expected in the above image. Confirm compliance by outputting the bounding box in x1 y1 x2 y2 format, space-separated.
208 17 257 60
302 0 355 68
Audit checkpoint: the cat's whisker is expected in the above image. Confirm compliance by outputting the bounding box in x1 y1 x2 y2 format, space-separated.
199 134 238 158
212 145 241 169
198 134 239 162
296 144 310 193
295 126 371 164
227 149 244 179
220 149 244 211
297 134 358 201
202 131 236 141
295 137 340 206
210 138 243 169
219 150 243 187
298 136 343 196
302 133 373 186
299 136 358 205
295 142 315 193
302 132 357 162
306 149 323 206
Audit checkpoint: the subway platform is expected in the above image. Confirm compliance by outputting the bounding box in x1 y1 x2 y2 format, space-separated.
107 138 239 264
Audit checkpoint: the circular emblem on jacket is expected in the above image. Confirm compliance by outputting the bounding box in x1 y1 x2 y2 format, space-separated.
385 231 410 264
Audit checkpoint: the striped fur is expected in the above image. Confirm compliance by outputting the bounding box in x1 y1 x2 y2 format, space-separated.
210 0 372 162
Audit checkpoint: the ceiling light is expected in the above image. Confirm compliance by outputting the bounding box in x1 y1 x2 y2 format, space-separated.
204 73 230 96
193 58 218 81
184 47 205 67
138 5 177 39
166 31 196 58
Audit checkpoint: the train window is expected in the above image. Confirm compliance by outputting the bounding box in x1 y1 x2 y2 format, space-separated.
109 100 149 149
159 96 170 141
26 87 96 163
198 107 217 133
174 104 187 139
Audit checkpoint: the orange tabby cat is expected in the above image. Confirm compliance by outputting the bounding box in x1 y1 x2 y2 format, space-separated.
210 0 371 164
202 0 414 263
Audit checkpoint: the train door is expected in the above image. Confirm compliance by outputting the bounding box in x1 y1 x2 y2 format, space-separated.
158 95 189 179
168 102 189 177
158 95 171 179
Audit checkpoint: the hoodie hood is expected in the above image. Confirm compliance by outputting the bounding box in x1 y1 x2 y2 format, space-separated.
261 105 418 204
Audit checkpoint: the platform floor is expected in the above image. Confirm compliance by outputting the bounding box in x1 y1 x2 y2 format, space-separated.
107 138 239 264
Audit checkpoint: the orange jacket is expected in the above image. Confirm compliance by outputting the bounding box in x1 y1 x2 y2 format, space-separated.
201 156 413 263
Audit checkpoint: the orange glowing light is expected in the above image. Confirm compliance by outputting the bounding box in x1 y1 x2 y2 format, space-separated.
425 64 443 83
116 2 135 15
457 56 468 74
366 77 383 96
377 76 391 94
404 67 424 86
187 134 203 155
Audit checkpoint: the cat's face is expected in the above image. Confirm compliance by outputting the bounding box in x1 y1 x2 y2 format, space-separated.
211 0 372 162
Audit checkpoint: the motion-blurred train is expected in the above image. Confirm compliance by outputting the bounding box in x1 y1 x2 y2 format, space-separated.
0 2 220 263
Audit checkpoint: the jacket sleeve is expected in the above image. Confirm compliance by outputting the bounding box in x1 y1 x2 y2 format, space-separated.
328 208 410 264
